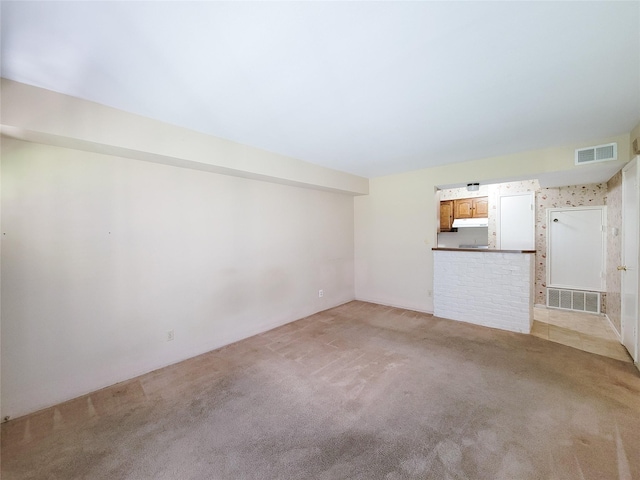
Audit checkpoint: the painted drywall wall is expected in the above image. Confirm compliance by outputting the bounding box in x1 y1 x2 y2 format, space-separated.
1 138 355 419
0 79 368 196
354 134 630 313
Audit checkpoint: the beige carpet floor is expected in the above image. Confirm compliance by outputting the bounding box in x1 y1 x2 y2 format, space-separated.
2 301 640 479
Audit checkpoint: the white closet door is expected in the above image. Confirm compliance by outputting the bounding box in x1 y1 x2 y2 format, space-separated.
547 207 606 292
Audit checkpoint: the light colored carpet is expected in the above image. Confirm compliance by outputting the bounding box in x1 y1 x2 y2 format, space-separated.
2 301 640 479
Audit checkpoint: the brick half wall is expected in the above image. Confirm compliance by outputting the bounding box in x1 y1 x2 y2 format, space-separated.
433 250 535 334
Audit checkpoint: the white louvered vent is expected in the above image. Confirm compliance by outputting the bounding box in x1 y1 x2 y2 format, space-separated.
575 143 617 165
547 288 600 314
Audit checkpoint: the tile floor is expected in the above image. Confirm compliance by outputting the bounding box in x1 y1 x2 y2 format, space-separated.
531 306 632 362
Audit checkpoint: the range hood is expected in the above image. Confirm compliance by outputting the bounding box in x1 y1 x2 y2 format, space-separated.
452 218 489 228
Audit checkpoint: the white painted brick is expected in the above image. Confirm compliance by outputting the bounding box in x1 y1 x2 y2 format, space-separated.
434 250 534 334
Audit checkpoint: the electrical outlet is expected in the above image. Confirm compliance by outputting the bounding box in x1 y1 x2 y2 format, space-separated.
318 289 324 298
167 330 174 342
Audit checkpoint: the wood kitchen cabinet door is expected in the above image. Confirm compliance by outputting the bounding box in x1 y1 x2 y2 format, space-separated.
473 197 488 217
454 197 488 218
440 200 454 231
454 198 474 218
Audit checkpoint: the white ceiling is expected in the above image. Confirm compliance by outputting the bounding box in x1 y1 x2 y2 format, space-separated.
1 1 639 179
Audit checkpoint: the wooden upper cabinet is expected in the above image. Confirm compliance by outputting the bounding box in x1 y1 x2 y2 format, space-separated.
453 198 474 218
453 196 488 219
440 200 454 231
473 197 488 217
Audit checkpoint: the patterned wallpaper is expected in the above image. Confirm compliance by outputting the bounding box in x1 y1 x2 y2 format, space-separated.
439 180 622 316
439 185 489 200
605 171 623 333
487 180 539 249
535 184 608 308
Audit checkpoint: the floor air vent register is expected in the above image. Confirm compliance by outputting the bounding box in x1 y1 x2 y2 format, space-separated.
547 288 600 314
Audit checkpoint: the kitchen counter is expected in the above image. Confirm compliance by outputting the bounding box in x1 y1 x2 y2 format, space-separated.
432 249 535 333
433 247 536 254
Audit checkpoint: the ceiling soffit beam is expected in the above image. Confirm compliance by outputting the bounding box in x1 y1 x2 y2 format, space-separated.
0 79 369 196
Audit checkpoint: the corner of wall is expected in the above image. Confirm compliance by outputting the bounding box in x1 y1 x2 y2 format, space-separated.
631 121 640 160
0 79 369 196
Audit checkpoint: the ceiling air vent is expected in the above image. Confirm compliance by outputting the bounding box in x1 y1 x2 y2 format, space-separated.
575 143 617 165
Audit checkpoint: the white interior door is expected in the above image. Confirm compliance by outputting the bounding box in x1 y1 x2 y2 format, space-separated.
621 157 639 362
547 207 606 292
498 192 535 250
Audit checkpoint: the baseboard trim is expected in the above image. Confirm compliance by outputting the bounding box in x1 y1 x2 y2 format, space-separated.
3 298 357 421
354 296 434 315
604 314 622 341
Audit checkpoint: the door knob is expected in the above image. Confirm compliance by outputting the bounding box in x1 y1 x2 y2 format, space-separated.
617 266 627 271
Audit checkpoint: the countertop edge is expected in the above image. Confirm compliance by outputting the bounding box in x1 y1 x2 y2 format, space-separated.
432 248 536 254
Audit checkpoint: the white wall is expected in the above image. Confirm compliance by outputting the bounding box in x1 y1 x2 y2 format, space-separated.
1 80 636 418
354 174 434 312
354 134 630 313
1 138 355 418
